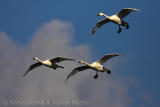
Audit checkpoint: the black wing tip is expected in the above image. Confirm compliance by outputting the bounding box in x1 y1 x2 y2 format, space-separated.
123 8 141 11
66 58 75 62
56 56 75 61
90 31 95 36
22 73 27 77
56 56 62 58
115 53 121 56
114 53 121 57
65 78 68 82
106 53 121 56
22 69 30 77
65 76 70 82
65 72 74 82
70 58 75 61
91 26 97 36
115 53 125 56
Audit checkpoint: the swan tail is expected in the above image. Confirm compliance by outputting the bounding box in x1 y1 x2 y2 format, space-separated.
58 65 64 69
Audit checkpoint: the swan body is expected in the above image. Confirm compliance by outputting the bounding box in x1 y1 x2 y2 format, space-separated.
91 8 141 35
23 56 74 77
66 53 120 81
79 61 104 72
34 57 52 67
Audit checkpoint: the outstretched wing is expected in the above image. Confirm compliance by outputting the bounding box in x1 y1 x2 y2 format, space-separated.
91 19 110 35
66 66 90 81
23 62 42 77
96 53 120 64
50 56 74 63
116 8 141 19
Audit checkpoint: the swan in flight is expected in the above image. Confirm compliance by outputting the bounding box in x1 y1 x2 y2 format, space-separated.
23 56 74 77
66 53 120 81
91 8 141 35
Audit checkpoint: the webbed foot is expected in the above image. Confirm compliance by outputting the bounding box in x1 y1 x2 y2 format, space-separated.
126 24 129 29
118 27 121 33
93 73 98 79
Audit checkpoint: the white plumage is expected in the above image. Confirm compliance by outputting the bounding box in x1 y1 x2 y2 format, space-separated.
91 8 141 35
23 56 74 77
66 53 120 81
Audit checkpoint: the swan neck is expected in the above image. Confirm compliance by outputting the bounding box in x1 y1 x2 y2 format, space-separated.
82 61 90 66
103 14 110 19
35 58 43 63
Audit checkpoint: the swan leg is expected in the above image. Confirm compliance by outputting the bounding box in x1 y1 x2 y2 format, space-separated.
122 21 129 29
107 69 111 74
93 73 98 79
125 22 129 29
118 25 122 33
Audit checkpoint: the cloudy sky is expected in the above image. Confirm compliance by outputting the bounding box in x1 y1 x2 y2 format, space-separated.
0 0 159 107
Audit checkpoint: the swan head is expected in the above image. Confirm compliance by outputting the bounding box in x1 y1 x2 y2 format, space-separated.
78 60 85 64
33 57 38 60
98 12 105 16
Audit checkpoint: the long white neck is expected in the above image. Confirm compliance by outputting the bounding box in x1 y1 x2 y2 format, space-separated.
102 14 110 19
35 58 44 63
81 61 90 66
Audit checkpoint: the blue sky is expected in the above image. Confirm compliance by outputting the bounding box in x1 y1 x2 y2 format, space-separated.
0 0 159 107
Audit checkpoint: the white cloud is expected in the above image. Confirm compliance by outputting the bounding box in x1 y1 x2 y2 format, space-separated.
0 19 131 107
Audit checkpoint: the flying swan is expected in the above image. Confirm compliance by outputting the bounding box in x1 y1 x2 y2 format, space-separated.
66 53 120 81
23 56 74 77
91 8 141 35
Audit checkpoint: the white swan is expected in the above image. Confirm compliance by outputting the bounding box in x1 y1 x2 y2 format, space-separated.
66 53 120 81
91 8 141 35
23 56 74 77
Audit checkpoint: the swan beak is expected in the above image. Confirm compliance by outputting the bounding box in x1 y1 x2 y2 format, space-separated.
78 60 82 63
97 13 100 16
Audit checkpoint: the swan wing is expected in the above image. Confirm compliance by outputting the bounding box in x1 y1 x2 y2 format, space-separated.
23 62 42 77
51 57 74 63
116 8 141 19
66 66 90 81
91 19 110 35
96 53 120 64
